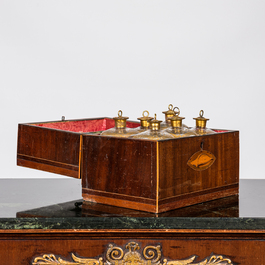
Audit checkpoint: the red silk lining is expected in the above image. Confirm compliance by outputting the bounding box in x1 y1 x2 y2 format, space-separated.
213 130 227 133
32 118 139 133
32 119 228 134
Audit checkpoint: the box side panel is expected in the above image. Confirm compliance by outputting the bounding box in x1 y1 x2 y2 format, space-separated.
158 131 239 207
82 136 157 211
17 124 81 178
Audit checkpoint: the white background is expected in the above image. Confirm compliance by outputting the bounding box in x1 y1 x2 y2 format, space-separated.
1 0 265 179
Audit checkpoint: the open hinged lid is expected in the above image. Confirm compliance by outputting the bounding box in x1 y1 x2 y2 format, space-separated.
17 117 140 179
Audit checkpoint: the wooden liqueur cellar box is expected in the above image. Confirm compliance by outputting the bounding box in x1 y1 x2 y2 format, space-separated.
17 118 239 213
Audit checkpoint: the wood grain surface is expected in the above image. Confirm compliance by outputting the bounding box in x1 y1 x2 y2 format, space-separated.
82 131 239 213
17 124 81 178
0 228 264 264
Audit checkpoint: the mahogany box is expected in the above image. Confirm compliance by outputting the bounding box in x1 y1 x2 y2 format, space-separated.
17 118 239 213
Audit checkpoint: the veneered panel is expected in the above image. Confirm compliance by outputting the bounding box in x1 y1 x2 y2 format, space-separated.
17 124 81 178
158 132 239 199
0 230 265 264
82 136 157 199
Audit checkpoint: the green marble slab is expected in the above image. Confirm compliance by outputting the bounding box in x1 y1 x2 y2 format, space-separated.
1 217 265 230
1 179 265 231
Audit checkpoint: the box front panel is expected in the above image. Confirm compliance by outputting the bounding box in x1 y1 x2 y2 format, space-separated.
158 131 239 205
17 124 81 178
82 136 157 210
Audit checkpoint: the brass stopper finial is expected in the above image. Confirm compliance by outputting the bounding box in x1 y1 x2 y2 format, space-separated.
150 113 162 131
162 104 180 123
171 110 185 128
193 110 209 129
143 110 149 117
137 110 153 129
113 110 129 129
173 106 180 116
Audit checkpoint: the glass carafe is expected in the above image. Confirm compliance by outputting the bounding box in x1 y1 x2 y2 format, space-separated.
131 114 174 140
129 110 153 134
190 110 216 135
166 115 196 138
160 104 188 129
101 110 137 138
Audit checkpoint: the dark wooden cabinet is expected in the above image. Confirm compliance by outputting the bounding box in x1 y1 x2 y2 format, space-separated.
1 218 265 264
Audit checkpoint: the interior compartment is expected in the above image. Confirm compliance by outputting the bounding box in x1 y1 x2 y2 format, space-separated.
32 118 140 133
